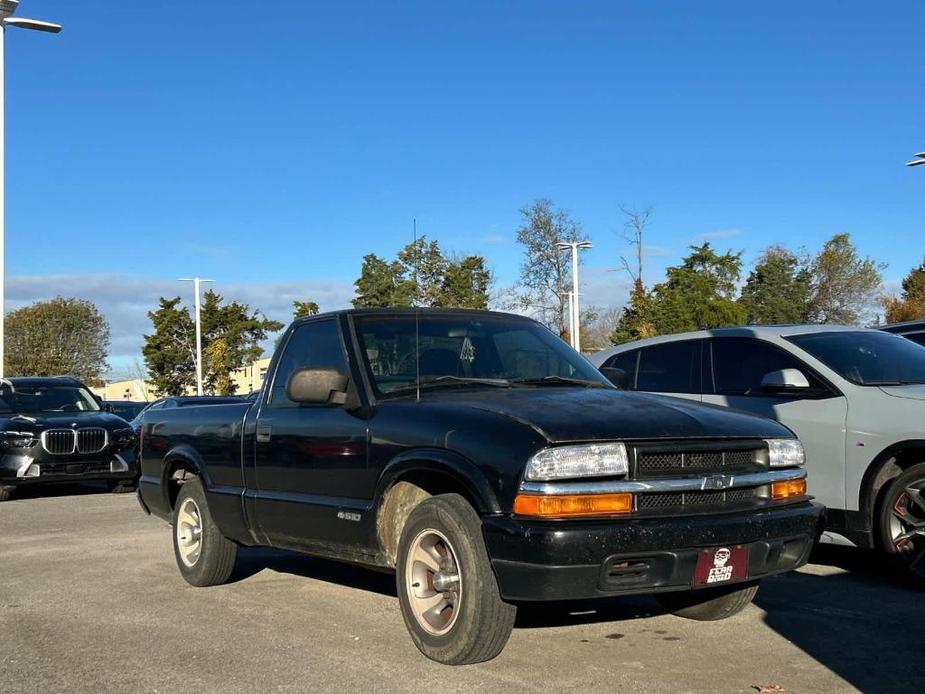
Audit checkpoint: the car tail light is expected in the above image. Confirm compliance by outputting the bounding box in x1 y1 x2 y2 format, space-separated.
513 492 633 518
771 478 807 500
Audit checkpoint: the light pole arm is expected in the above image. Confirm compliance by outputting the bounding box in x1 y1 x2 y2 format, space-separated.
2 18 62 32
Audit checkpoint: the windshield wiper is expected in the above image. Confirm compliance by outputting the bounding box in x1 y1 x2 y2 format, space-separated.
388 376 514 395
512 375 607 388
864 379 925 386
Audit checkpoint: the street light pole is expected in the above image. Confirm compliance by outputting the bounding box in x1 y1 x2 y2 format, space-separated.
178 277 214 396
0 1 61 378
557 240 592 352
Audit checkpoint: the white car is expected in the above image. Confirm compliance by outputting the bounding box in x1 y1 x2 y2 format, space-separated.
591 325 925 582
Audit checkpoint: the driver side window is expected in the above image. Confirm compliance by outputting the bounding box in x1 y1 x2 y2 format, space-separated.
270 319 347 407
709 338 822 396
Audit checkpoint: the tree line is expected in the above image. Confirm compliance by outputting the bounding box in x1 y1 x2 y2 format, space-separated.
4 199 923 389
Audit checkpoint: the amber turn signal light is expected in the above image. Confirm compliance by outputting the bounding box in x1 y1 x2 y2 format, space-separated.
771 478 807 500
513 492 633 518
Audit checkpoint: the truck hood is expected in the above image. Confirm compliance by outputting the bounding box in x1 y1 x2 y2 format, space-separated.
421 387 792 443
0 411 128 433
879 384 925 402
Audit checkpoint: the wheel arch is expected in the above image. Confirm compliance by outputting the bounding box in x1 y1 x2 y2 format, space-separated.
374 449 502 567
161 445 210 512
859 440 925 529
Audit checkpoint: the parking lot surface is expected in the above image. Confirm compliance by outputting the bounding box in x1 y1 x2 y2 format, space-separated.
1 486 922 694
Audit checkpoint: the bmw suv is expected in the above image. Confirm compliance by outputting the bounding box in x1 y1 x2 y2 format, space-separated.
0 376 138 501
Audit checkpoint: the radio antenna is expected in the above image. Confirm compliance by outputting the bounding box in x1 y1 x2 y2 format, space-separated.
413 218 421 402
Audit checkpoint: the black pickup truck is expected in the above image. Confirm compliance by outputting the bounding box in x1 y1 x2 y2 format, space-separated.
137 308 823 664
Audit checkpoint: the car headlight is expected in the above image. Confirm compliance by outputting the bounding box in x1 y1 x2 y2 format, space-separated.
0 431 36 449
113 428 136 446
765 439 805 467
524 442 629 481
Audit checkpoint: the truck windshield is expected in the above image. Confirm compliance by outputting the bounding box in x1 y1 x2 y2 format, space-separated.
0 385 102 414
353 313 609 396
787 330 925 386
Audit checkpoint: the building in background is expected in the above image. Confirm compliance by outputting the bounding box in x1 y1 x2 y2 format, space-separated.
91 357 272 400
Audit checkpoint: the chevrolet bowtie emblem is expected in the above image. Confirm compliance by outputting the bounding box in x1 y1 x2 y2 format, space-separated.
703 474 734 491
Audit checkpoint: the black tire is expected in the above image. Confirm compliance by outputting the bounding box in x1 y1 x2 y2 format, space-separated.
656 581 760 621
172 477 237 587
395 493 517 665
108 480 136 494
876 462 925 587
0 485 14 502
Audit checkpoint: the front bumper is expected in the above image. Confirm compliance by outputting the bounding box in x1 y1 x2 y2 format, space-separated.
0 449 138 486
483 500 824 601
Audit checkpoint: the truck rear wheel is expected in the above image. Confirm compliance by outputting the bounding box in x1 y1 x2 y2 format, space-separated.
0 485 13 502
656 582 759 620
877 462 925 586
172 477 237 587
395 493 517 665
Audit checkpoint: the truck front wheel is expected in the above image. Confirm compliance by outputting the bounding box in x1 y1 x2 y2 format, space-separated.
395 493 517 665
172 477 237 587
656 582 759 621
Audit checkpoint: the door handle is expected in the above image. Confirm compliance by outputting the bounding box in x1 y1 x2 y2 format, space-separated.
256 425 272 443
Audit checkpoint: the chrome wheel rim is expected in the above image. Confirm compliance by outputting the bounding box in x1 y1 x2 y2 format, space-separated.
405 528 462 636
176 497 203 568
889 479 925 578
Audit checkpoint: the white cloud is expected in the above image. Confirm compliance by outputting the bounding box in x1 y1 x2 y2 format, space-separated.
642 244 672 258
476 235 508 245
696 228 742 242
7 273 356 377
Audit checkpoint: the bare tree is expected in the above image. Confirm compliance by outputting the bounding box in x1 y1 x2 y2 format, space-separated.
618 206 653 285
516 199 582 336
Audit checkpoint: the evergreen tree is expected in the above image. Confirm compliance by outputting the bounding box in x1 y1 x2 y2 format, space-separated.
292 300 320 319
650 243 746 333
142 297 197 395
739 246 813 324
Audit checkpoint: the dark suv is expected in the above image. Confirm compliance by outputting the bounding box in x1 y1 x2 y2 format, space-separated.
0 376 139 501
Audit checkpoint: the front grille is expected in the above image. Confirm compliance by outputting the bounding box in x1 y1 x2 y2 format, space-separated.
76 428 107 454
636 486 760 512
42 430 76 455
635 446 763 477
41 428 108 455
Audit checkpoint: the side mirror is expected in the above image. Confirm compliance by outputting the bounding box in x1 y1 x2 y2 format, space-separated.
760 368 811 393
285 367 349 405
103 403 114 413
600 367 628 390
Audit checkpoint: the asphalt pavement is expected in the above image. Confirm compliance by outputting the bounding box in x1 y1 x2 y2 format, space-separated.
1 484 922 694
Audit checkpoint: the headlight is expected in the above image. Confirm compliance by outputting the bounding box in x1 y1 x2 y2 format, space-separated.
113 428 136 446
765 439 805 467
0 431 36 449
524 442 629 481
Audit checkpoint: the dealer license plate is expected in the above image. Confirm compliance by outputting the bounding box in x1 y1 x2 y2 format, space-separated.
692 545 749 587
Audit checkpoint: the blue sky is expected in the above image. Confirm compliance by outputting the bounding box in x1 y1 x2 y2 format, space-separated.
6 1 924 373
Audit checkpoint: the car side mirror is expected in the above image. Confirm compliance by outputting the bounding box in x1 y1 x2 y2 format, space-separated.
599 367 628 390
760 368 811 393
103 403 114 413
286 367 349 405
